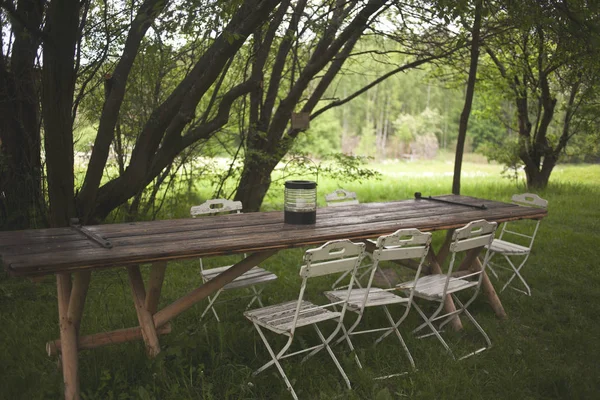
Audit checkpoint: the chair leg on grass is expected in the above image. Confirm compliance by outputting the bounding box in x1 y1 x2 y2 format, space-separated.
379 306 415 370
252 324 298 400
451 295 492 360
500 255 531 296
200 289 223 322
313 324 352 390
412 303 455 359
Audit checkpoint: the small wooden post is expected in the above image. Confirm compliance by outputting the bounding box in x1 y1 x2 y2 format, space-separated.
57 273 80 400
127 266 161 357
145 262 167 314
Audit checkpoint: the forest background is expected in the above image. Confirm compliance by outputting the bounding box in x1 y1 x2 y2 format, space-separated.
1 0 599 229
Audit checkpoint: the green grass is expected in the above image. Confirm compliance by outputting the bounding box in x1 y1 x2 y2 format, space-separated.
1 161 600 399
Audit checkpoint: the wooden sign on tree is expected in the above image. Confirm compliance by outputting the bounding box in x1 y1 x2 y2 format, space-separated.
291 112 310 129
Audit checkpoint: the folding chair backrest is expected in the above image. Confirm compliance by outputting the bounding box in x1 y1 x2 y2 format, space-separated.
373 228 432 262
511 193 548 208
289 240 365 335
450 219 497 253
190 199 242 217
444 219 495 277
498 193 548 249
191 199 245 271
300 240 365 278
371 228 432 305
325 189 359 207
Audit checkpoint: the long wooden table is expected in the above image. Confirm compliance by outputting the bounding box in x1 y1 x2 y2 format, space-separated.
0 195 546 399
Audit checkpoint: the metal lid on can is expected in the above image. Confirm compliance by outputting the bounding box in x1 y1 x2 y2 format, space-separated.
284 180 317 189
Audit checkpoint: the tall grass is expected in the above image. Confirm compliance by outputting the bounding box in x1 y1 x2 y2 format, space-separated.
1 161 600 399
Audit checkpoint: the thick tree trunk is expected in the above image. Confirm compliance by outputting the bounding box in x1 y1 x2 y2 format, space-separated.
452 0 482 195
0 0 45 229
234 156 278 211
42 0 81 227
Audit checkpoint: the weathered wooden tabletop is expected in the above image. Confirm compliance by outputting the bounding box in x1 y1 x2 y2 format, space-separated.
0 195 547 277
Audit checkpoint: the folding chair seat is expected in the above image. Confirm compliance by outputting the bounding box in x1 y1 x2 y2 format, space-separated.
244 240 365 400
404 219 497 361
323 229 431 375
325 189 392 289
485 193 548 296
190 199 277 322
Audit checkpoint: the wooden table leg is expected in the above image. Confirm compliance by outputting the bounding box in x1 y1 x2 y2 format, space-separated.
435 229 455 265
128 266 161 357
145 262 167 314
57 273 82 400
426 249 463 331
473 257 507 319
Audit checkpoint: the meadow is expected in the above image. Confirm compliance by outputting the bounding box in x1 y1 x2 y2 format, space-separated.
1 159 599 399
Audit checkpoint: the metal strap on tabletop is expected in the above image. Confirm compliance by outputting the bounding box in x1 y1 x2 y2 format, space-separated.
69 218 113 249
414 192 487 210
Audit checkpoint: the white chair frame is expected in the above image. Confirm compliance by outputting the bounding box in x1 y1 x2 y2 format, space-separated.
406 219 497 360
191 199 277 322
486 193 548 296
325 189 393 289
244 240 365 400
323 229 432 378
325 189 359 207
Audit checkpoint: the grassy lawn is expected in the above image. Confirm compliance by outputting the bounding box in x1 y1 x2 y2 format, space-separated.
1 160 600 399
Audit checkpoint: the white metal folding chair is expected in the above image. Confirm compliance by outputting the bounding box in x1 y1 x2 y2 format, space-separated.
190 199 278 322
485 193 548 296
244 240 365 400
325 189 359 207
325 189 392 289
323 229 432 377
404 219 497 360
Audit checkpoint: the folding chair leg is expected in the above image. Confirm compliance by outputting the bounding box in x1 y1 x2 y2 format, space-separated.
339 322 363 369
412 303 455 359
452 295 491 360
378 306 415 370
246 285 266 309
501 255 531 296
200 289 223 322
252 324 299 400
313 325 351 390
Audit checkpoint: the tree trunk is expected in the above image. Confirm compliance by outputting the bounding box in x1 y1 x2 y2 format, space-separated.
42 0 81 228
452 0 482 195
234 157 278 211
0 0 45 229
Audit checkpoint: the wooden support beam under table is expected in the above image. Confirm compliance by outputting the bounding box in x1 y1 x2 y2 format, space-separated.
153 250 278 328
128 265 161 357
47 323 172 357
